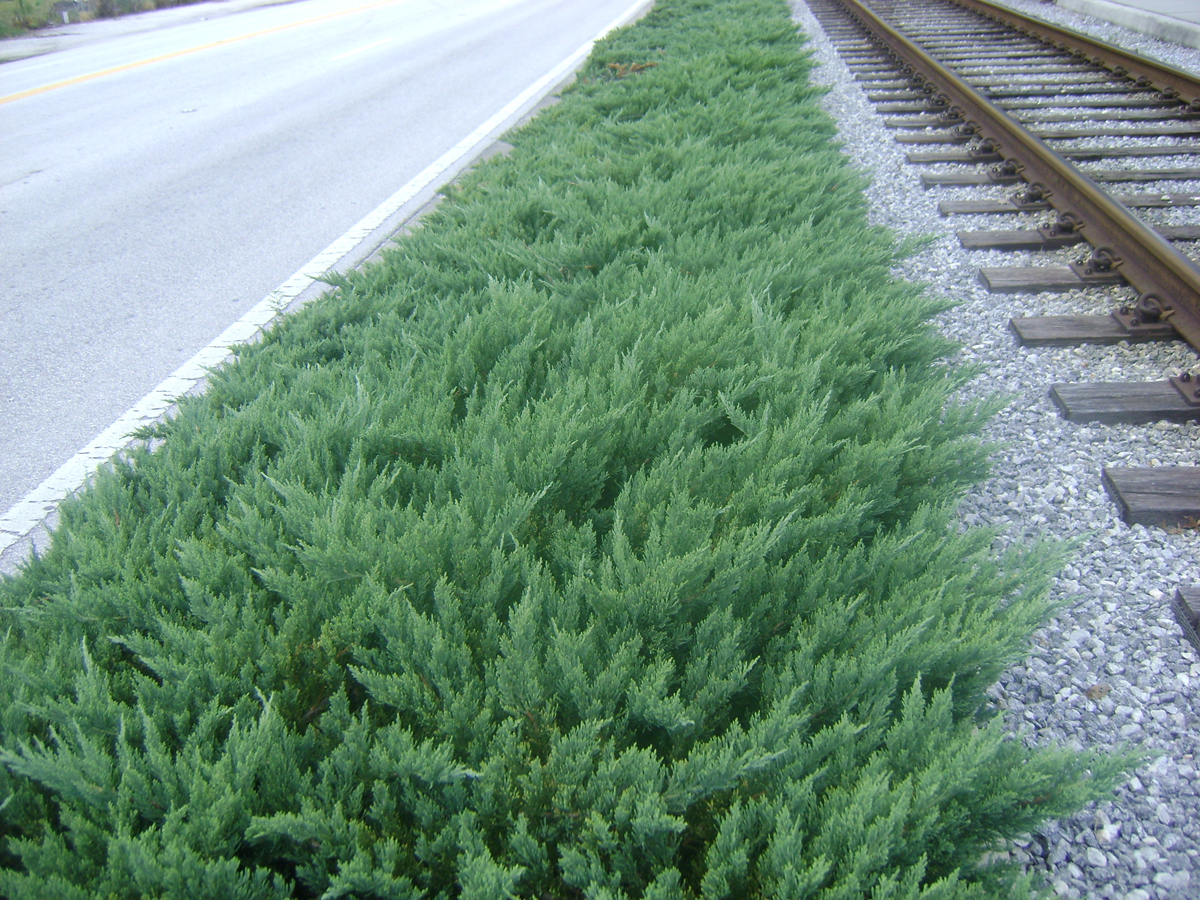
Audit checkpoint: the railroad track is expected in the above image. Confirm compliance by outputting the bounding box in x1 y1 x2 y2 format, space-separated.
803 0 1200 649
790 3 1200 885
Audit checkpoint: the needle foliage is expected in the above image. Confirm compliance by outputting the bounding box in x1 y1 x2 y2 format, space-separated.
0 0 1128 896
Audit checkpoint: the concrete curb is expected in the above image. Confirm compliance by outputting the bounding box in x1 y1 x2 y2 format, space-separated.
1056 0 1200 51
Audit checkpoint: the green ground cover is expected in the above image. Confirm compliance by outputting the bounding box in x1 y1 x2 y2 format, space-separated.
0 0 1129 895
0 0 53 34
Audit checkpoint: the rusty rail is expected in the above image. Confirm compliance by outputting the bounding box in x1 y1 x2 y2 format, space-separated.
834 0 1200 350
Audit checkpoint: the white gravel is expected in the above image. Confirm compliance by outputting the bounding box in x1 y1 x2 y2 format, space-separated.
790 2 1200 897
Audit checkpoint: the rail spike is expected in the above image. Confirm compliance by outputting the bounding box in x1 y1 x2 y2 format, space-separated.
1041 212 1083 238
969 137 1003 159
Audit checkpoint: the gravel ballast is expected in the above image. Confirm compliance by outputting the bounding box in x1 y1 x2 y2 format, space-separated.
789 2 1200 897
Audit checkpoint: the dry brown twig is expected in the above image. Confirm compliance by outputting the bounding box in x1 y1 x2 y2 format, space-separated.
607 61 658 78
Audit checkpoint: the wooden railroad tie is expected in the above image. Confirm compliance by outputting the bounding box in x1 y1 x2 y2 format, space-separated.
979 267 1123 293
895 124 1200 144
958 225 1200 251
1174 588 1200 652
1051 382 1200 425
1009 314 1177 346
940 194 1200 215
1103 467 1200 527
910 145 1200 163
926 169 1200 188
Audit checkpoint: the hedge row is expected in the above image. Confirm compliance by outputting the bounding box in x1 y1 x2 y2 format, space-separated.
0 1 1127 896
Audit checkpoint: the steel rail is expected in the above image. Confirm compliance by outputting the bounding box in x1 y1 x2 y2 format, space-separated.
833 0 1200 350
952 0 1200 111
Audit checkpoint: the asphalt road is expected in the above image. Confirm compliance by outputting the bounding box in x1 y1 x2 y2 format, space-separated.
0 0 636 519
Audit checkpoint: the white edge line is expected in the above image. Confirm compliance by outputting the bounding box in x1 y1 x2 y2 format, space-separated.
0 0 651 558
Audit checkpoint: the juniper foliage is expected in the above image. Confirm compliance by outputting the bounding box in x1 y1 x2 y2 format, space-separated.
0 0 1129 896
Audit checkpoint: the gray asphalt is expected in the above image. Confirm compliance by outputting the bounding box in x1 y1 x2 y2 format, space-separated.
0 0 634 516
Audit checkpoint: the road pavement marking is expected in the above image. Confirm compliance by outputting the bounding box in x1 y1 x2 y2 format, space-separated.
0 0 411 106
331 38 393 60
0 0 651 560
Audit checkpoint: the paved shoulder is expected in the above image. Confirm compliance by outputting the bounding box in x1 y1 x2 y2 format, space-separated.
1056 0 1200 50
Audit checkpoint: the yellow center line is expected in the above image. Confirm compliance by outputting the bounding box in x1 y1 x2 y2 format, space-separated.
0 0 408 106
